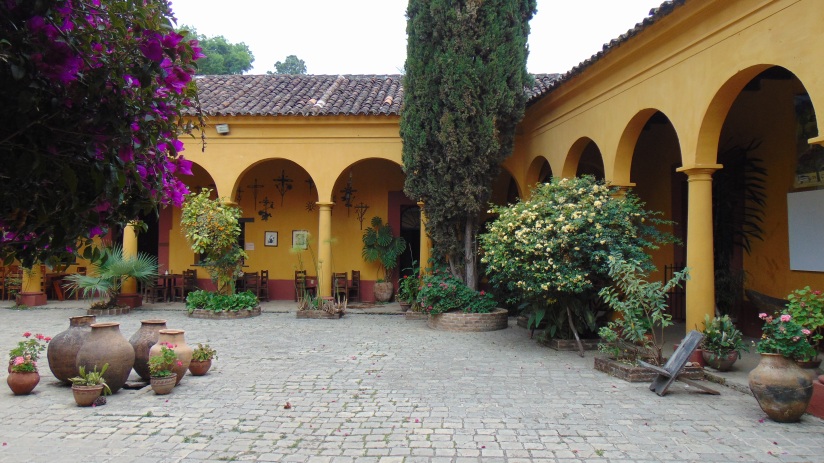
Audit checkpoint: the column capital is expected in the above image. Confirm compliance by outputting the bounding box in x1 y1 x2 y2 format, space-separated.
316 201 334 210
808 135 824 146
221 200 238 207
676 164 723 178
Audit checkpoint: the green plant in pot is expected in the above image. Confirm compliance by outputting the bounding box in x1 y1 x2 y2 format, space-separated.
361 216 406 302
397 261 421 311
68 364 111 407
63 243 158 311
189 343 217 376
148 343 179 395
700 314 748 371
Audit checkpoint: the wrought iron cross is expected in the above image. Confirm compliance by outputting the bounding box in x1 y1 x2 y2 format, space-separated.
258 196 274 221
273 169 293 205
340 171 357 216
235 186 244 202
355 202 370 229
247 178 265 206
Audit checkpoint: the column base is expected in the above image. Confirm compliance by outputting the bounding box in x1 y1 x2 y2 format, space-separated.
16 292 47 307
116 293 143 309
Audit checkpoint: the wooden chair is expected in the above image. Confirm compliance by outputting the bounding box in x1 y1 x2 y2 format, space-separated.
0 267 5 301
5 266 22 301
71 266 87 300
348 270 361 302
639 330 719 396
173 269 198 302
295 270 307 302
333 272 348 301
258 270 270 302
142 277 167 303
243 271 261 299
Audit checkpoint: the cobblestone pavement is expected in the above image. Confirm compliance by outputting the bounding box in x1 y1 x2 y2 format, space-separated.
1 305 822 463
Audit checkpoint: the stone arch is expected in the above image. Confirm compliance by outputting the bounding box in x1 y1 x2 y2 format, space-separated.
612 108 673 186
490 165 521 207
232 158 318 206
525 155 553 192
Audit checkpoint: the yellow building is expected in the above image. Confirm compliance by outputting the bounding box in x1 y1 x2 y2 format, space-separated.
21 0 820 335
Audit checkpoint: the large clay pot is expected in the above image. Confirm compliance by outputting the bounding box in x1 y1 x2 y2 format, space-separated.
76 322 135 394
7 371 40 395
702 350 739 372
129 319 167 381
47 315 96 384
748 353 814 422
149 329 192 386
373 282 393 303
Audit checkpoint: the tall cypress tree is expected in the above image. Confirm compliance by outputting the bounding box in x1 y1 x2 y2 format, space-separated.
401 0 536 288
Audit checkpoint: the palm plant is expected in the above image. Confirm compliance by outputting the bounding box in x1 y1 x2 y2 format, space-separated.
361 216 406 281
64 243 158 308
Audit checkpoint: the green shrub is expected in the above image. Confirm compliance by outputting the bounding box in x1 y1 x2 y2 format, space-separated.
185 290 258 313
417 268 496 315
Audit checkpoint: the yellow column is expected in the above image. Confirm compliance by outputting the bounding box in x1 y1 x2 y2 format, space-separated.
122 223 139 295
417 201 432 272
317 202 334 297
19 265 46 307
676 165 722 333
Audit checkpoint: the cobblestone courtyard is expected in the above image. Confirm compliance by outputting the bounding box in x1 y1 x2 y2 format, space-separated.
1 306 822 462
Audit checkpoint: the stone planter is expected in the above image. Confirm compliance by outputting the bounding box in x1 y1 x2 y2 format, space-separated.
373 282 393 302
426 308 509 332
404 311 428 321
541 338 601 351
749 353 813 422
129 319 168 381
297 309 343 319
47 315 96 384
76 322 135 394
399 301 412 312
87 305 131 316
188 306 261 319
594 356 704 382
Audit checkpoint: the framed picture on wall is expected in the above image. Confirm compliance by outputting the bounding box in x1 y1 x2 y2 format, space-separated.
292 230 309 250
264 231 278 247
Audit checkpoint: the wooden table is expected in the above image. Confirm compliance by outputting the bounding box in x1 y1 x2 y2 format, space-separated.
159 274 181 302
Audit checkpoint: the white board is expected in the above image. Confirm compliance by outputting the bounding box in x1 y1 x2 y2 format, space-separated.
787 190 824 272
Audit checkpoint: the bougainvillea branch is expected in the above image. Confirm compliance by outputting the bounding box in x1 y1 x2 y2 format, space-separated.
0 0 204 267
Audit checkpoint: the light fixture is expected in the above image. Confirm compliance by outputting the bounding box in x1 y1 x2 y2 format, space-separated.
215 124 230 135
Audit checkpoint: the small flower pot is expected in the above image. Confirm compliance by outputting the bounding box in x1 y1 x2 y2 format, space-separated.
150 374 177 395
188 359 212 376
72 385 104 407
7 371 40 395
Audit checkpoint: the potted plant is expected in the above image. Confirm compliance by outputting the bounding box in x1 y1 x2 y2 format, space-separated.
700 314 748 371
748 312 816 422
63 243 158 310
189 343 217 376
147 343 179 395
361 216 406 302
68 364 111 406
786 286 824 368
397 262 421 312
7 331 50 395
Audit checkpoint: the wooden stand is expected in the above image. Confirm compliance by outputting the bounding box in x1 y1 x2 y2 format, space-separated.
638 330 719 396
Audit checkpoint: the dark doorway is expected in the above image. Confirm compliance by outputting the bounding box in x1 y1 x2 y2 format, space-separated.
137 212 160 260
399 205 421 276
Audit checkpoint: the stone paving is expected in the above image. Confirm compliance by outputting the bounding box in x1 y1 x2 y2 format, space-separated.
1 303 822 463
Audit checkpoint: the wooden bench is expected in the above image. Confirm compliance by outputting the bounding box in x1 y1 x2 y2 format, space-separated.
638 330 719 396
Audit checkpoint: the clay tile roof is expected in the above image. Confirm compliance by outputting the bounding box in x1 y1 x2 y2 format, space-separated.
194 73 561 118
193 74 405 117
527 0 687 105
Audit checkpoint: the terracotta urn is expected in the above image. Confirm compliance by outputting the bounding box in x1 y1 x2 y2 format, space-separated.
129 319 167 381
149 329 192 386
150 374 177 395
47 315 96 384
748 353 814 422
702 350 739 372
7 371 40 395
188 359 212 376
76 322 135 394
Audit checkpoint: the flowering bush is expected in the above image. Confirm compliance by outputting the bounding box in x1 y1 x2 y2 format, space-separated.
756 313 817 360
192 344 217 362
0 0 204 267
148 343 179 377
786 286 824 345
417 268 497 315
398 263 421 303
180 189 247 294
481 176 676 339
8 332 51 373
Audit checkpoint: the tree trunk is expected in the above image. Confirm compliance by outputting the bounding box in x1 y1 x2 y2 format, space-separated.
465 218 477 290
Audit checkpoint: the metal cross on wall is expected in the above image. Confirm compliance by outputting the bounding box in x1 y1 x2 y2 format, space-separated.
355 202 370 229
235 186 244 203
340 171 357 216
273 169 293 205
247 178 265 207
